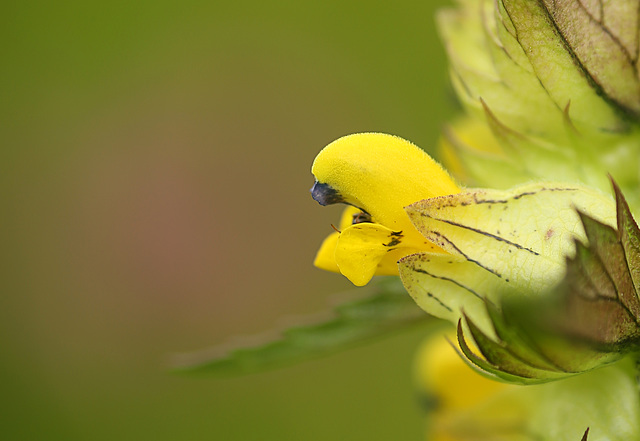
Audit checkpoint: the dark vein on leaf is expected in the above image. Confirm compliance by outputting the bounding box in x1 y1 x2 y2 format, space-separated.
571 256 610 301
573 0 636 69
534 0 635 118
424 291 453 312
471 186 577 205
588 241 640 323
577 0 603 24
579 207 640 323
599 0 604 25
428 231 503 278
423 217 540 256
500 1 569 117
569 264 637 326
412 267 483 299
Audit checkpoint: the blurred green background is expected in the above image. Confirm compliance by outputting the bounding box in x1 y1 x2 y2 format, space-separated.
2 1 456 439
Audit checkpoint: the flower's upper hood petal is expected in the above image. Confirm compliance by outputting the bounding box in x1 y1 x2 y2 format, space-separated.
311 133 461 285
311 133 460 232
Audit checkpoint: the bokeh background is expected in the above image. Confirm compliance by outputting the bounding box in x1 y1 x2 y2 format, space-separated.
2 1 456 439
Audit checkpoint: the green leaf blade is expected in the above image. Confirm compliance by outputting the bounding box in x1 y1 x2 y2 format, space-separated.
171 279 434 376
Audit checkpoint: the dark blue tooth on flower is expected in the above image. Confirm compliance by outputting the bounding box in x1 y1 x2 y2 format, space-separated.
310 181 344 206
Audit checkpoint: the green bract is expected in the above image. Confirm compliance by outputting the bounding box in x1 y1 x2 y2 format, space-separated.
439 0 640 210
457 181 640 384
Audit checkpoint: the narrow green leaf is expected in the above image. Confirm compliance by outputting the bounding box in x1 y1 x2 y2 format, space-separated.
171 278 433 376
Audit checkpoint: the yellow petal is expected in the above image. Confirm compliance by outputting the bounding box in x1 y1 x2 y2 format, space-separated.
416 333 528 441
334 223 427 286
313 231 341 273
313 206 362 273
311 133 460 233
334 223 399 286
415 333 508 412
311 133 461 285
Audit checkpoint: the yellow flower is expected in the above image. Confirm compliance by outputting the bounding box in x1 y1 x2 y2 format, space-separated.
416 332 510 414
311 133 460 286
415 333 522 441
311 132 617 337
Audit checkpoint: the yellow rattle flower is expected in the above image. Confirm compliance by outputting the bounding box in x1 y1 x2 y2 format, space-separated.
311 132 616 341
311 133 460 286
